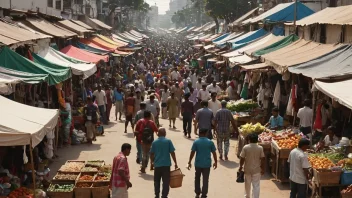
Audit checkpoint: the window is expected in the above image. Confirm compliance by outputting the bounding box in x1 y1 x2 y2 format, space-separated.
47 0 53 7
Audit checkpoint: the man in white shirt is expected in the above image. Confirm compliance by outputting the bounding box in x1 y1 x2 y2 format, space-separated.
170 68 180 81
206 81 221 95
93 85 107 125
288 139 311 198
297 99 313 136
208 92 221 116
239 133 265 198
197 84 210 101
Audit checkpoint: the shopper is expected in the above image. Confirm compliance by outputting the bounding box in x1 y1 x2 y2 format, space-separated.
150 128 178 198
214 100 238 160
134 110 158 173
187 129 217 198
288 138 311 198
111 143 132 198
239 133 265 198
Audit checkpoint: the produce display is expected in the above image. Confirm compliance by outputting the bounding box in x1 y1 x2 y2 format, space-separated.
81 167 98 172
226 99 259 112
275 135 300 149
53 173 78 180
308 156 335 169
79 174 94 181
59 162 84 172
99 165 112 173
8 187 33 198
76 183 92 188
240 123 265 136
47 184 74 192
86 160 104 167
95 172 111 181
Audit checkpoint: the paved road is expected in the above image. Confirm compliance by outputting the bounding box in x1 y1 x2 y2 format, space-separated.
51 111 290 198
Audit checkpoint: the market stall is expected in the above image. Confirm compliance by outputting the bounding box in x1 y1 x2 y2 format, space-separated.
49 160 111 198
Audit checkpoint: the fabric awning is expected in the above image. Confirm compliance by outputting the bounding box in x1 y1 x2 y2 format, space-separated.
288 45 352 79
263 39 344 74
243 2 314 24
0 47 71 85
37 48 97 79
241 63 268 70
314 79 352 109
60 45 108 63
0 95 59 147
71 20 95 30
252 34 299 56
57 20 93 35
88 18 112 30
26 18 77 38
0 67 48 84
0 21 52 45
296 5 352 26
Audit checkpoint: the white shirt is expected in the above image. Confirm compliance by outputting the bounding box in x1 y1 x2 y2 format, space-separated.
288 148 310 184
208 99 221 116
206 85 221 95
197 89 210 101
297 106 313 127
93 90 106 106
170 71 180 81
324 135 339 146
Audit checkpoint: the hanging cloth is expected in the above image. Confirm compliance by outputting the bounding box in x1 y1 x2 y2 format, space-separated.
272 81 281 107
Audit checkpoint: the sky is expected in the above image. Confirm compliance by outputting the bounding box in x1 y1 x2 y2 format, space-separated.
145 0 170 14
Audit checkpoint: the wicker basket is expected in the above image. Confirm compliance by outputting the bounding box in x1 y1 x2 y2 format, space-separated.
313 169 342 184
74 182 92 198
91 182 109 198
169 169 185 188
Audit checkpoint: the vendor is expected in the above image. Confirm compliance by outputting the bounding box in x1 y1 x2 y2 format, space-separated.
265 107 283 130
323 126 339 146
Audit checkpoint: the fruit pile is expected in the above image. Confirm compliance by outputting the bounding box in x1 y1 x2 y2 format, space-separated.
308 156 335 169
276 135 300 149
240 123 265 136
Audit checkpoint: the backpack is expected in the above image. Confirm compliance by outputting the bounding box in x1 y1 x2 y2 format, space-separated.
142 120 154 144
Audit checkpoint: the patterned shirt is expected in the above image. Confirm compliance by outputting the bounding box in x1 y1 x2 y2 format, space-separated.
111 152 130 188
214 108 234 133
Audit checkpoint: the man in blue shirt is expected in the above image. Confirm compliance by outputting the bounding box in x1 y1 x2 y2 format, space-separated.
150 128 178 198
187 129 217 198
113 87 124 121
265 107 284 130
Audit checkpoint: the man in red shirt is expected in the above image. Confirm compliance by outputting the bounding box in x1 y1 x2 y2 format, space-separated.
134 110 158 173
111 143 132 198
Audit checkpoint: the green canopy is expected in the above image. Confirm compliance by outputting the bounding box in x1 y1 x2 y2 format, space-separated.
253 34 299 56
0 47 71 85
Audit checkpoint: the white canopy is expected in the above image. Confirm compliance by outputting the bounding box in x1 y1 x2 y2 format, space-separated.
314 80 352 110
39 48 97 79
0 96 59 147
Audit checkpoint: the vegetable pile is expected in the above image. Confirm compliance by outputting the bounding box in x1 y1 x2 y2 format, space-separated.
59 162 84 172
79 174 94 181
81 167 98 172
86 160 104 167
54 173 78 180
47 184 74 192
240 123 265 136
308 156 335 169
276 135 300 149
8 187 33 198
226 100 258 112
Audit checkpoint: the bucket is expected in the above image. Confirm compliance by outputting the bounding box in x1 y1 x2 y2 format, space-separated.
169 169 184 188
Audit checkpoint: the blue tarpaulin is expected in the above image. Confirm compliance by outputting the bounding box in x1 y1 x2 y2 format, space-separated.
228 29 268 48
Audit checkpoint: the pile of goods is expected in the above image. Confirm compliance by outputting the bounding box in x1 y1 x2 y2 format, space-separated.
308 156 335 169
7 187 33 198
78 174 94 181
276 135 301 149
47 184 74 193
59 161 85 172
81 167 99 172
53 173 78 181
240 123 265 136
227 99 259 112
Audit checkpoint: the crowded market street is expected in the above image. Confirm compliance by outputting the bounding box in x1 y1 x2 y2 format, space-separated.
51 110 290 198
